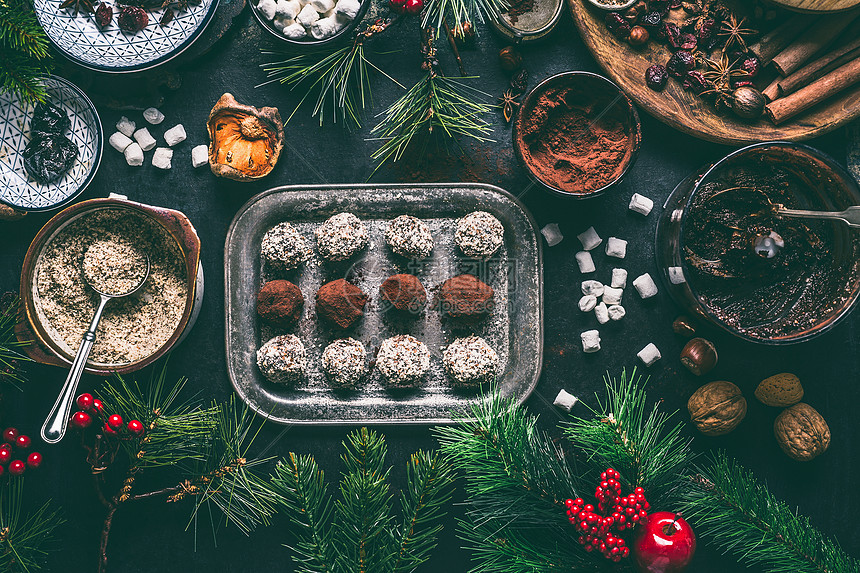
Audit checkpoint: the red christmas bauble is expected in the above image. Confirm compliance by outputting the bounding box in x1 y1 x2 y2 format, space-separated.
127 420 145 436
76 393 94 411
27 452 43 469
633 512 696 573
71 411 93 429
404 0 423 14
16 434 31 449
8 459 25 476
2 427 19 443
107 414 124 430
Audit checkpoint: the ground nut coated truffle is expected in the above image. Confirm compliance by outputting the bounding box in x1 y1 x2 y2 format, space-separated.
385 215 433 259
455 211 504 258
257 334 307 384
376 335 430 387
322 338 367 388
315 212 369 261
443 336 499 386
261 222 312 271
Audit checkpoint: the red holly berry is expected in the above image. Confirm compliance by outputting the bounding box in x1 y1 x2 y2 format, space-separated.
388 0 406 13
27 452 43 469
404 0 423 14
8 459 25 476
92 399 104 413
103 423 118 436
16 434 31 449
0 447 11 465
71 411 93 429
107 414 124 430
127 420 145 436
76 393 94 411
2 427 18 443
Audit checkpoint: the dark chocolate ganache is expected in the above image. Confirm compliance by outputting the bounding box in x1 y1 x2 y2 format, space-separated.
682 162 859 340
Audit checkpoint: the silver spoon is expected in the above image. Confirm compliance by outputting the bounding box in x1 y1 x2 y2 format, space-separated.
41 247 150 444
774 204 860 229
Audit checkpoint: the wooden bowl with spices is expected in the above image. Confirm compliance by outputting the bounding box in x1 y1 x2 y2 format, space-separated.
513 71 642 199
16 195 204 375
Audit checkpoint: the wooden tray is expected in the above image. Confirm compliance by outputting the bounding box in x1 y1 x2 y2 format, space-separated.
769 0 860 13
569 0 860 145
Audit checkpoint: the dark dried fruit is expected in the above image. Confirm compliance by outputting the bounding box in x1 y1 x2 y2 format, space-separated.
640 10 662 28
646 64 669 90
95 3 112 26
159 8 174 25
613 21 631 39
650 0 669 13
683 70 710 93
659 21 681 45
117 5 148 33
511 69 528 93
23 136 78 184
732 78 754 88
740 55 760 77
623 5 641 23
604 12 626 32
666 50 696 77
30 102 69 138
677 32 697 50
628 25 649 46
668 0 682 8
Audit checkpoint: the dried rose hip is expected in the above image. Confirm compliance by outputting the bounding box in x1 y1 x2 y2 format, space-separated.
117 5 148 33
683 70 710 93
740 56 761 78
659 21 680 45
646 64 669 91
677 32 697 51
95 2 111 26
666 50 696 77
640 10 662 28
732 79 754 88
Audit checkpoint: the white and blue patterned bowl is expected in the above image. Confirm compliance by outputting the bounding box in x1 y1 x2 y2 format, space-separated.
0 76 103 212
34 0 218 72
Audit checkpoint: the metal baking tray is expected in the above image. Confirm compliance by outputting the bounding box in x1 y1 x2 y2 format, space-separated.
224 183 543 425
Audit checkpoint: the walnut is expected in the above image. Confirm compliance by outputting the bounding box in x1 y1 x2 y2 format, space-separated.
755 373 803 407
774 403 830 461
687 381 746 436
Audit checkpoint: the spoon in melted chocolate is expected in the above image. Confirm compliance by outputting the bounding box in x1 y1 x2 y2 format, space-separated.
705 186 860 229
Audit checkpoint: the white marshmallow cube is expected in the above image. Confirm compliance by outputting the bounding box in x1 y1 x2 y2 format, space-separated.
606 237 627 259
581 330 601 353
577 226 602 250
310 0 334 11
164 124 186 147
276 0 301 18
310 16 339 39
257 0 277 19
541 223 563 247
629 193 654 216
152 147 173 170
109 132 133 153
553 389 578 412
611 268 628 289
579 295 597 313
581 280 604 297
594 302 609 324
191 144 208 168
273 15 294 30
335 0 360 19
637 343 661 367
633 273 658 299
143 107 164 125
575 251 595 274
116 116 136 137
669 266 686 285
602 286 623 305
283 22 306 38
297 4 319 26
133 127 156 152
124 142 143 166
608 305 626 321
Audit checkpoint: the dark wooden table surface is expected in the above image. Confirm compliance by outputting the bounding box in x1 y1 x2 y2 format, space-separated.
2 5 859 571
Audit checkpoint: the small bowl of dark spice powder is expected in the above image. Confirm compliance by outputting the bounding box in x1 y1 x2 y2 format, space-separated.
513 71 641 199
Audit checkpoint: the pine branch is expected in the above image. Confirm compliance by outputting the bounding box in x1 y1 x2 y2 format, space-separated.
679 452 860 573
0 0 51 59
562 369 694 504
0 479 65 573
0 295 29 390
422 0 507 33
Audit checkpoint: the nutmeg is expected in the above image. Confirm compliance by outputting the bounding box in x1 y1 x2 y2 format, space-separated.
774 403 830 461
628 25 649 46
499 46 523 73
731 86 766 120
688 381 746 436
680 337 717 376
672 315 696 337
755 373 803 407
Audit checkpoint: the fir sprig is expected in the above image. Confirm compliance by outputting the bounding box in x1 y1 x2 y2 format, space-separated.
0 295 29 389
0 0 52 104
0 479 65 573
421 0 507 34
680 451 860 573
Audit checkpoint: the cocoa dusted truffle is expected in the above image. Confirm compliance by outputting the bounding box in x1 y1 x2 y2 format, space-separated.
376 334 430 388
455 211 504 258
322 338 367 388
380 274 426 313
256 280 304 328
256 334 307 384
438 274 495 318
443 336 499 386
315 278 368 329
315 212 369 262
261 222 312 272
385 215 433 259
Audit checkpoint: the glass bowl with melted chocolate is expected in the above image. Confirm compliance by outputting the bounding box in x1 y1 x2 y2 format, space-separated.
658 142 860 344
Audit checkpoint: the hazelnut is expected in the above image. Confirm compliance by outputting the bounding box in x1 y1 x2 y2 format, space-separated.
499 46 523 73
680 337 717 376
628 25 650 46
672 315 696 337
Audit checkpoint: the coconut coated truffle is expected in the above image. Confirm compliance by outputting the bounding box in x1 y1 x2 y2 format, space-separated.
443 336 499 386
256 280 304 328
261 222 312 271
315 212 369 262
321 338 367 388
455 211 504 258
256 334 307 384
376 334 430 387
385 215 433 259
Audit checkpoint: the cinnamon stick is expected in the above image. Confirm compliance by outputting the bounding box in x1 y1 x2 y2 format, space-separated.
766 57 860 124
771 10 860 77
748 15 811 65
779 41 860 97
762 77 781 102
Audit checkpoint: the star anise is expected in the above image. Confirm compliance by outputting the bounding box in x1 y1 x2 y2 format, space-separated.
700 54 747 111
719 14 757 53
499 90 520 124
59 0 95 15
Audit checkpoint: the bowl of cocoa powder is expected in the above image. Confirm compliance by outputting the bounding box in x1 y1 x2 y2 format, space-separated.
513 71 641 199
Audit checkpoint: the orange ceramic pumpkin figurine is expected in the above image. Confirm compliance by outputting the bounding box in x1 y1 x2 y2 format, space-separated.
207 93 284 181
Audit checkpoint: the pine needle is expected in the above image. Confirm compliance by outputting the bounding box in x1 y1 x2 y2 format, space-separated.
0 479 65 573
0 0 52 105
421 0 508 33
0 295 29 390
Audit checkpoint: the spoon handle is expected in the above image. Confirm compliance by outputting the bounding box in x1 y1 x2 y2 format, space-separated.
41 295 111 444
777 207 860 228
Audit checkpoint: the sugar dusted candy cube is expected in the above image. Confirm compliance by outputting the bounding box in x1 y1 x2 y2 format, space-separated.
637 343 661 367
297 4 319 26
283 22 306 38
335 0 360 19
669 266 686 284
143 107 164 125
553 389 578 412
581 280 604 297
191 144 208 168
116 116 135 137
124 142 143 166
310 16 339 38
164 124 187 147
272 15 293 30
606 237 627 259
133 127 156 152
152 147 173 170
310 0 334 11
276 0 301 18
575 251 595 274
611 268 627 289
581 330 601 353
629 193 654 216
633 273 658 299
109 132 133 153
594 302 609 324
602 286 623 305
577 226 602 250
607 305 626 321
579 295 597 312
257 0 277 19
541 223 563 246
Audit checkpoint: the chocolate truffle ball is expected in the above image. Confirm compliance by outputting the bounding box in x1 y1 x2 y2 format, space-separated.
322 338 367 388
256 334 307 384
376 334 430 388
380 274 426 313
315 213 369 262
261 222 312 272
256 280 304 328
315 278 368 329
455 211 504 258
438 274 495 318
385 215 433 259
443 336 499 386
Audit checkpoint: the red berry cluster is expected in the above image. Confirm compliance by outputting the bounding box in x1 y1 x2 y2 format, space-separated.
564 468 651 563
68 393 145 439
389 0 422 15
0 427 42 477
